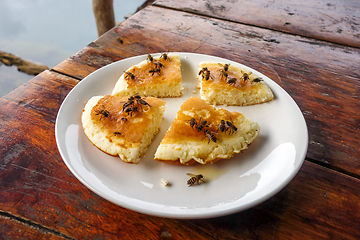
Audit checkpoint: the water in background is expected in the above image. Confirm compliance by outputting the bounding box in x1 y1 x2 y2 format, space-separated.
0 0 146 97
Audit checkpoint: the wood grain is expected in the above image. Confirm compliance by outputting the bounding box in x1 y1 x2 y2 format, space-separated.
155 0 360 48
1 59 359 240
53 6 360 176
1 95 360 240
0 214 69 239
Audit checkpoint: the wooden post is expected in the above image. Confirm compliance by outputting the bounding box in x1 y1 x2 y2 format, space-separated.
92 0 115 36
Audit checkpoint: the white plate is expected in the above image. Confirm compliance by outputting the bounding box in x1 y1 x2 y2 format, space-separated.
55 53 308 219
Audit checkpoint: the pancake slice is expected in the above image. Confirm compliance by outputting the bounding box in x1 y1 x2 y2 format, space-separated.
82 95 166 164
154 97 260 165
198 62 274 106
112 53 183 98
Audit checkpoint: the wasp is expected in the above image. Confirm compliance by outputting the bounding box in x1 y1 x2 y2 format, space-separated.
122 94 138 111
122 98 135 112
124 106 138 116
227 77 237 85
147 54 154 62
186 118 198 129
160 52 170 61
122 95 150 113
149 67 162 76
124 71 135 80
220 63 230 80
114 132 121 136
199 67 212 81
204 129 218 143
135 96 151 111
96 109 110 120
186 173 205 187
154 61 164 71
241 71 252 82
226 118 237 134
217 119 227 133
252 77 263 83
149 61 164 76
196 119 209 132
220 71 228 80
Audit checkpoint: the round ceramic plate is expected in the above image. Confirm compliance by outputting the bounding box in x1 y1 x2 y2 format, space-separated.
55 53 308 219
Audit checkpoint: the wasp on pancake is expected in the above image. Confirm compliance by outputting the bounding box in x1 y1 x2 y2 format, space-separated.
147 54 154 62
196 119 209 132
122 94 150 114
186 118 198 130
186 118 211 133
135 95 151 111
220 71 228 80
225 118 237 134
124 71 135 80
149 62 164 76
124 106 138 116
149 67 162 76
199 67 212 81
122 97 135 112
160 52 170 61
217 120 227 133
154 61 164 69
220 63 230 80
114 131 121 136
96 107 110 120
241 70 252 82
217 118 237 135
226 77 237 85
204 129 218 143
186 173 205 187
252 77 263 83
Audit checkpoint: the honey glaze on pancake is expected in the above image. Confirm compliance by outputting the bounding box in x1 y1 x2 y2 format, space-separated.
125 57 181 88
90 95 163 147
201 63 261 91
162 97 242 144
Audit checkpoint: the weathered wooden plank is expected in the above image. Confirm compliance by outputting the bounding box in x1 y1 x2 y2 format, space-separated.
0 65 359 240
155 0 360 48
1 112 360 240
53 6 360 176
0 215 69 240
1 71 77 124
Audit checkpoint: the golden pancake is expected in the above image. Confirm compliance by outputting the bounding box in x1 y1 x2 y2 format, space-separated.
82 95 166 164
112 53 183 97
154 97 260 165
198 62 274 106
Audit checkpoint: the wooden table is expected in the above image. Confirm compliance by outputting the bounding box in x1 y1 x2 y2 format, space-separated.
1 0 359 239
